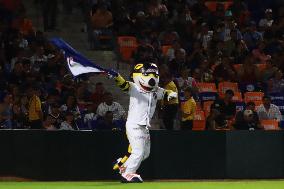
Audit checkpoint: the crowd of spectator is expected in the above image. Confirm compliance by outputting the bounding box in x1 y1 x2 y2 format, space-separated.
0 0 127 131
89 0 283 130
0 0 284 131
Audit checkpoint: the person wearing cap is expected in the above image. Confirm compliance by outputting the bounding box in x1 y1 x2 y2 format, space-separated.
234 101 262 130
90 3 113 49
259 9 274 29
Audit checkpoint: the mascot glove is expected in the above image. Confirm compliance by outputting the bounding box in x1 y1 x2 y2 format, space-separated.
167 92 178 101
107 69 119 79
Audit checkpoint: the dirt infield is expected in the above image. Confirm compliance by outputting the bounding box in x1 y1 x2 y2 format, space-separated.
0 177 34 182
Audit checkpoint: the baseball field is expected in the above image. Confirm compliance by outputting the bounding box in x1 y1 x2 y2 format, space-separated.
0 180 284 189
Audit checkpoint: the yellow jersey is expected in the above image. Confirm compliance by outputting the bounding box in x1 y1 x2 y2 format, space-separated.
181 97 196 121
28 95 42 121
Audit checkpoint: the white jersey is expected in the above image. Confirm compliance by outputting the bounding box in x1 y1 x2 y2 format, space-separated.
126 82 165 126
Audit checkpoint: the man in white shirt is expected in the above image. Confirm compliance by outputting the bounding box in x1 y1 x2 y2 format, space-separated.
259 9 274 29
96 92 126 121
257 96 282 122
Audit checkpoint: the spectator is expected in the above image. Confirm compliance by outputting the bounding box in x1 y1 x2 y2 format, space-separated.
161 74 178 130
180 87 196 130
60 111 77 130
96 92 126 121
30 45 47 73
213 56 237 82
259 9 274 30
267 70 284 94
60 95 81 120
206 104 224 130
0 93 13 129
234 101 262 130
27 86 43 129
11 9 34 36
243 21 263 50
169 48 187 77
237 54 260 83
90 3 113 49
48 103 63 129
43 115 57 130
91 82 106 111
257 96 282 121
252 41 271 64
147 0 168 19
95 111 115 130
83 104 97 129
211 89 236 129
175 68 199 94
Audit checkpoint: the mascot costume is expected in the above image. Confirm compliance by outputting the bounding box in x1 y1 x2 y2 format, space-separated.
109 62 177 183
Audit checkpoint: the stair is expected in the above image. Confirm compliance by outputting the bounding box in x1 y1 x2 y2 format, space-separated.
23 1 161 129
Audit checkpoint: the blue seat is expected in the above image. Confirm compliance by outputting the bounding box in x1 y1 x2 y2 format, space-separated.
273 100 284 115
269 93 284 101
199 92 218 102
235 101 246 112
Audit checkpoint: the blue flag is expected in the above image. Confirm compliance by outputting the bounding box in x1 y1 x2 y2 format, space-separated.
50 37 106 76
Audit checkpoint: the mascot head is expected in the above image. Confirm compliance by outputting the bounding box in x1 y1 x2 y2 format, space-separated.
132 63 159 92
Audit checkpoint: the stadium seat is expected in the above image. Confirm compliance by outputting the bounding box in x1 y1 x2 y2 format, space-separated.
192 120 206 131
205 1 233 12
218 82 239 98
197 82 217 93
273 100 284 115
232 92 243 102
233 64 242 71
193 110 206 131
261 120 279 130
161 45 172 56
117 36 138 62
244 92 264 103
199 92 218 102
235 101 246 112
269 92 284 101
256 64 267 72
196 101 202 111
194 110 205 120
203 100 214 117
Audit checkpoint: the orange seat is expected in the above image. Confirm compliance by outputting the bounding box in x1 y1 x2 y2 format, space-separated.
205 1 233 12
197 82 217 93
232 92 243 102
117 36 138 62
256 64 267 72
203 100 214 117
218 82 239 98
253 100 263 110
233 64 242 71
161 45 172 56
193 120 206 131
194 110 205 120
244 92 264 103
196 101 202 111
261 120 279 130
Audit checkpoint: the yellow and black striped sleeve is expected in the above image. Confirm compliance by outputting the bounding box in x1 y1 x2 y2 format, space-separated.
114 75 130 92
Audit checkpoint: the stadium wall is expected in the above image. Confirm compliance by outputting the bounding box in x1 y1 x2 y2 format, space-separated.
0 130 283 180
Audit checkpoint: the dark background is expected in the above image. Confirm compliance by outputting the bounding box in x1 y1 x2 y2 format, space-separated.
0 130 283 180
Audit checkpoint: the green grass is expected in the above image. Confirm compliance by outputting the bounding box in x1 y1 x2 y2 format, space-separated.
0 181 284 189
